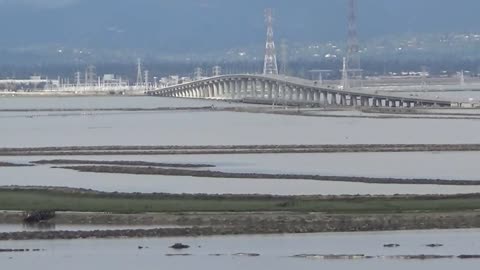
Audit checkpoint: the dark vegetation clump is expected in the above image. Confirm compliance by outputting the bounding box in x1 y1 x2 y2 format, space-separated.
23 210 56 224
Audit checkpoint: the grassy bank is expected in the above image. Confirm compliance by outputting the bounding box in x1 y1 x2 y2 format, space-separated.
1 189 480 214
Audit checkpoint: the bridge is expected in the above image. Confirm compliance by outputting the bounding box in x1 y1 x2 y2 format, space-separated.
147 74 463 108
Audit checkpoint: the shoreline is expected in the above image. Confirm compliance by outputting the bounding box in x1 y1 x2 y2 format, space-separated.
56 164 480 186
1 187 480 240
1 211 480 240
4 144 480 156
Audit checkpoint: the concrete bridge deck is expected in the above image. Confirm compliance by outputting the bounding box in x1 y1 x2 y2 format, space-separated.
147 74 468 108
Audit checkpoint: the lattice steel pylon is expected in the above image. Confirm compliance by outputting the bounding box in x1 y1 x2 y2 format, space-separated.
136 58 143 86
280 39 288 75
263 8 279 75
347 0 361 87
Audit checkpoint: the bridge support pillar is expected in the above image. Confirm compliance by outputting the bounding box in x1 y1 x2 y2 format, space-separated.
233 80 239 99
306 90 313 102
208 84 214 98
295 88 300 101
211 83 216 97
279 84 285 100
242 79 248 98
218 82 223 97
227 81 233 98
266 82 271 99
247 80 252 98
340 94 347 106
250 80 256 98
273 83 279 100
361 97 369 107
237 80 242 98
259 81 265 98
331 93 337 105
314 91 320 102
221 81 227 97
205 85 210 98
322 92 328 106
287 86 293 101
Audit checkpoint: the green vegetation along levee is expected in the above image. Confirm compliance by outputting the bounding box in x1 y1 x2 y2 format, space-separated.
1 188 480 214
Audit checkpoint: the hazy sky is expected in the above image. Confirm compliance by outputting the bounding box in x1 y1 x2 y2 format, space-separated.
0 0 479 52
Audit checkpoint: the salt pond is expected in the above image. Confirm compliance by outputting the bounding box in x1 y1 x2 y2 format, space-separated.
2 96 480 195
1 229 479 270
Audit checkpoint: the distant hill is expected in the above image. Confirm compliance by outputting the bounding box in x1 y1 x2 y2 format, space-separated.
0 0 479 53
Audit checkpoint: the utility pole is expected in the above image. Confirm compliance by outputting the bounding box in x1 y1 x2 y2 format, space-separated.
263 8 279 75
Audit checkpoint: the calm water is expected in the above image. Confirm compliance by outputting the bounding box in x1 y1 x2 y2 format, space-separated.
5 152 476 180
3 165 480 195
0 96 249 110
2 96 480 195
1 97 480 147
1 230 479 270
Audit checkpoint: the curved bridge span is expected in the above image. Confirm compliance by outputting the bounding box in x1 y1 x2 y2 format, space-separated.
147 74 457 108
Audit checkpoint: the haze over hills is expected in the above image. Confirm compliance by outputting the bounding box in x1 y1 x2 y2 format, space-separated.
1 0 479 51
1 0 480 78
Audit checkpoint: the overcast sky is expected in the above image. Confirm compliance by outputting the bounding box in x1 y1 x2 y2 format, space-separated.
0 0 479 51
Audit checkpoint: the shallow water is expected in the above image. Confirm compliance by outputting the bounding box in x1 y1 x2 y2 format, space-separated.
8 152 476 180
3 152 480 195
1 230 479 270
0 96 247 110
2 164 480 195
0 96 480 148
2 108 480 148
2 96 480 195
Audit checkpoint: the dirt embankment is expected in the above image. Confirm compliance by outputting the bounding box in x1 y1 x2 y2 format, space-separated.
57 164 480 186
33 160 214 168
0 106 215 113
0 162 32 167
1 211 480 241
3 144 480 156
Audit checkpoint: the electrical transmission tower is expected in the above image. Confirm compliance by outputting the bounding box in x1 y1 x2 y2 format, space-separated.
194 67 203 80
263 8 279 75
136 58 143 86
144 70 149 89
85 65 96 86
280 39 288 75
347 0 361 88
75 71 81 86
212 66 222 77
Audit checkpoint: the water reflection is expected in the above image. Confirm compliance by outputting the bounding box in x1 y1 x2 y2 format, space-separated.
22 222 56 231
